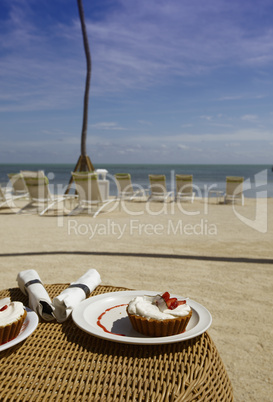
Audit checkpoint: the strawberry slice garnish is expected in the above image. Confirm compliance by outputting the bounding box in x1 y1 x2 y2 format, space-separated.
177 300 186 306
158 292 187 310
166 298 178 310
161 292 170 302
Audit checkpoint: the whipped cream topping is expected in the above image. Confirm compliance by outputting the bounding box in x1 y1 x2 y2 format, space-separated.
0 297 25 326
127 295 191 320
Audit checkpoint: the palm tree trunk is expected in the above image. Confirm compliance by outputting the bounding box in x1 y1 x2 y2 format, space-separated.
77 0 91 160
65 0 94 194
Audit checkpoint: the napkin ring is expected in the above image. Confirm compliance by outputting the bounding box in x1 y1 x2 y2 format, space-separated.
68 284 90 297
25 279 43 288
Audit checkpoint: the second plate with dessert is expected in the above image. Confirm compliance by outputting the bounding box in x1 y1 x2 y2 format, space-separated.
0 308 39 352
72 291 212 345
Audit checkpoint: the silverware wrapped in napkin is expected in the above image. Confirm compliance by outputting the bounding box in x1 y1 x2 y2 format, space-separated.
17 269 55 321
52 269 101 322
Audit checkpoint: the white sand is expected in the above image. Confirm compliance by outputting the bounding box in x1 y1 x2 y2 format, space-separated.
1 197 272 401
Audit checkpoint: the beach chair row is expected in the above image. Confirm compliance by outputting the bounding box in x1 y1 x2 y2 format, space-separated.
0 171 244 217
115 173 244 205
115 173 194 203
0 170 116 216
0 170 78 216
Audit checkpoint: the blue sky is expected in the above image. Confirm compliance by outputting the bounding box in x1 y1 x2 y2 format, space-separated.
1 0 273 165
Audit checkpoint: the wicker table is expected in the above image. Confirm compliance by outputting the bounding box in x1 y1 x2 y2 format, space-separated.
0 284 233 401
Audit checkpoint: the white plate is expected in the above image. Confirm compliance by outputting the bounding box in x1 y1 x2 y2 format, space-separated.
0 308 39 352
72 291 212 345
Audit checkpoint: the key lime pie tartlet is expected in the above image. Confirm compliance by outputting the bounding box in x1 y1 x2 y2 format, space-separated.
0 298 27 345
127 292 192 337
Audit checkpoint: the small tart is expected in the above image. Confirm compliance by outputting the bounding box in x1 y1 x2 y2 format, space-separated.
127 306 192 337
0 298 27 345
127 293 192 337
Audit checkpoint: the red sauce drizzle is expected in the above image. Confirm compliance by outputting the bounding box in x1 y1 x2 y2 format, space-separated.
97 304 128 336
0 305 8 312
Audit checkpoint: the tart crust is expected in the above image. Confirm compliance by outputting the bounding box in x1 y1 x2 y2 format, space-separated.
127 306 192 337
0 309 27 345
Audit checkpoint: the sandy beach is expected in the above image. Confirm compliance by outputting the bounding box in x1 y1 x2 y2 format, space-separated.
0 197 272 401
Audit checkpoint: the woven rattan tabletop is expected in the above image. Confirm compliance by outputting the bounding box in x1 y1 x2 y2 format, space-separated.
0 284 233 401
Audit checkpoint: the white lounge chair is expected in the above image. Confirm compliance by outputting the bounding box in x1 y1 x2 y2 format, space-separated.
18 171 76 215
0 185 18 210
21 170 44 177
69 172 116 217
115 173 147 201
224 176 244 205
7 173 29 199
175 174 195 203
148 174 174 202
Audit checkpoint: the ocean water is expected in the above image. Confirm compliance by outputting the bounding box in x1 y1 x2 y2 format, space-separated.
0 163 272 198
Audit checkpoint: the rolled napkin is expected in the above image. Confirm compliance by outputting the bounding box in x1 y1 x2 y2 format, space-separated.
17 269 55 321
52 269 101 322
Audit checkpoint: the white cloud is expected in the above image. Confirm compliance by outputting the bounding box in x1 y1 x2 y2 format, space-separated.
178 144 189 149
138 120 153 126
154 128 273 143
224 142 241 148
241 114 258 121
218 94 265 101
200 115 213 121
90 122 126 130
